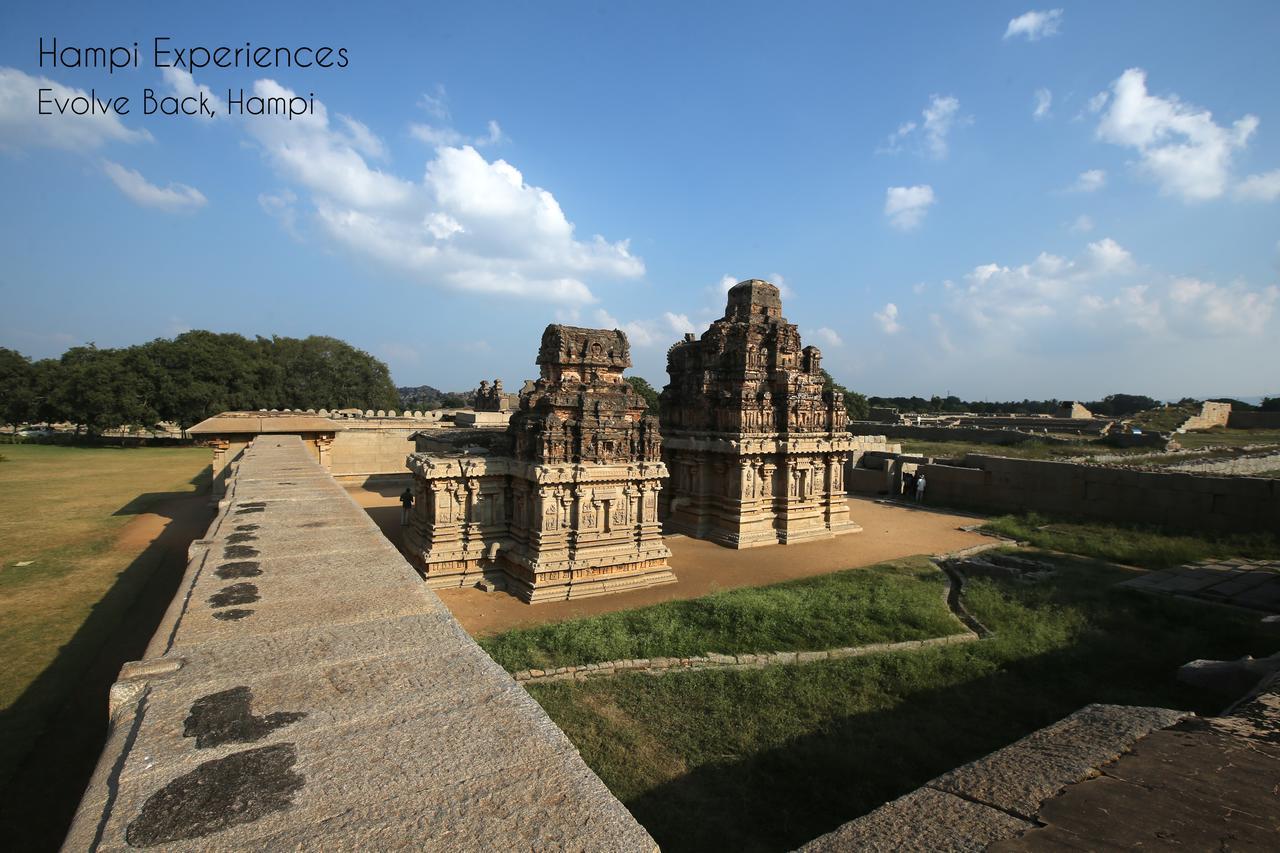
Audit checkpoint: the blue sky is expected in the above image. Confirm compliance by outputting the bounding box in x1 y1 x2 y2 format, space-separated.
2 2 1278 400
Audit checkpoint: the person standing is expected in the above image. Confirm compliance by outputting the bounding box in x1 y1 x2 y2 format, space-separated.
902 471 915 501
399 487 414 525
915 473 927 503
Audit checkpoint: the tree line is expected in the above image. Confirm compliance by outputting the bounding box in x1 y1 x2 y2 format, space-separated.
0 331 400 434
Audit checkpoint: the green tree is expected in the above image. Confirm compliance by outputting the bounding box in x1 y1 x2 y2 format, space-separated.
0 348 36 432
624 376 660 414
819 370 870 421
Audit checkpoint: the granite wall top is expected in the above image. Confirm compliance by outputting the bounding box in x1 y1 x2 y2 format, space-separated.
64 435 655 852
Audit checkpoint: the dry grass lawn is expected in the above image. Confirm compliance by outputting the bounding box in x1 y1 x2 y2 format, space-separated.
0 444 209 787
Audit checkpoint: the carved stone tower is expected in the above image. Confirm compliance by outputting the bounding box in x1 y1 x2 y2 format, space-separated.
659 279 860 547
406 325 674 601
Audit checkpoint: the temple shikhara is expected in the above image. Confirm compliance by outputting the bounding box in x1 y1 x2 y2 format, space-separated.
658 279 860 546
405 325 674 601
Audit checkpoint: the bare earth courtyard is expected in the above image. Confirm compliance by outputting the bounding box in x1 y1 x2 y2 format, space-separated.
347 483 989 635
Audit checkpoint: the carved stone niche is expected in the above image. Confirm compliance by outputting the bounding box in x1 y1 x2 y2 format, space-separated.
658 279 861 548
405 323 674 602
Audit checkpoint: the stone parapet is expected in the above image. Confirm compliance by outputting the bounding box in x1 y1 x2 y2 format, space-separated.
63 435 656 851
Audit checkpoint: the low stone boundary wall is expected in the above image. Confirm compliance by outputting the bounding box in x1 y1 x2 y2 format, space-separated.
917 453 1279 533
1228 411 1280 430
514 632 978 684
848 422 1076 445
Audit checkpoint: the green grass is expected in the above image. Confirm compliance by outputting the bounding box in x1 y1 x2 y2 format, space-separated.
1174 428 1280 449
0 444 209 788
981 512 1280 569
480 558 963 672
528 554 1277 853
1129 405 1197 432
899 439 1144 462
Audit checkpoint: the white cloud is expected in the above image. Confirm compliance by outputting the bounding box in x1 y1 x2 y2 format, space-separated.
664 312 696 335
940 237 1274 342
161 67 224 120
418 84 450 120
884 185 936 231
1004 9 1064 41
0 66 151 152
1033 88 1052 120
1069 169 1106 193
1070 214 1094 233
874 303 902 334
1235 169 1280 202
410 119 504 149
243 79 640 304
1095 68 1258 201
809 327 844 347
102 160 206 212
258 189 300 237
880 95 966 159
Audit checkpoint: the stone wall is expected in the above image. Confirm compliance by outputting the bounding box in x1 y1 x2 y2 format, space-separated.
848 422 1077 446
327 425 422 480
916 454 1279 533
64 435 655 850
1181 401 1232 431
1227 411 1280 430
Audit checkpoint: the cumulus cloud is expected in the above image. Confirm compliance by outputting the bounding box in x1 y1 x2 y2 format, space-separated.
161 67 224 120
0 66 151 152
102 160 206 212
1069 169 1106 192
410 118 504 149
880 94 966 159
1095 68 1258 202
1235 169 1280 202
593 308 694 347
939 237 1275 344
874 304 902 334
243 79 641 303
809 327 844 347
884 185 936 231
1033 88 1052 120
1004 9 1064 41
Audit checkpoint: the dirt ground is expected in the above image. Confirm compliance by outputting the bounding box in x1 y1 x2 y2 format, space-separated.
346 483 990 636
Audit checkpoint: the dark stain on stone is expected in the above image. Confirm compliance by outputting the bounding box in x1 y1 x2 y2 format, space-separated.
124 743 304 847
183 687 307 749
213 609 254 621
223 545 259 559
301 521 329 528
277 481 296 485
208 583 260 608
226 532 257 545
234 506 265 515
239 502 267 508
234 524 260 532
215 561 261 579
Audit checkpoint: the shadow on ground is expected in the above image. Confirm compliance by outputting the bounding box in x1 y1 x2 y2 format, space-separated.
0 483 213 852
616 639 1233 853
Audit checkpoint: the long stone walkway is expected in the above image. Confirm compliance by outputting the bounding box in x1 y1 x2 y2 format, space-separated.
64 436 655 851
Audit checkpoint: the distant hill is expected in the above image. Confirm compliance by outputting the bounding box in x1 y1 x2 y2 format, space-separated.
397 384 466 409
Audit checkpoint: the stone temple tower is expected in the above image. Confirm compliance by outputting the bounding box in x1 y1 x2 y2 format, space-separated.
659 279 860 547
406 325 674 601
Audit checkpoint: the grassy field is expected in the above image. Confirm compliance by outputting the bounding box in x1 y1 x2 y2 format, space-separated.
0 444 209 789
899 439 1144 462
1174 427 1280 449
480 558 964 672
982 512 1280 569
528 554 1277 852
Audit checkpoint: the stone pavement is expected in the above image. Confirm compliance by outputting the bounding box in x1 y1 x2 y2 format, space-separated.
1119 558 1280 613
795 679 1280 851
63 436 655 852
